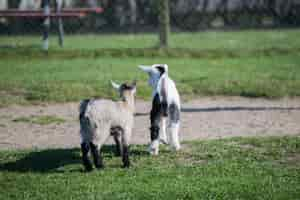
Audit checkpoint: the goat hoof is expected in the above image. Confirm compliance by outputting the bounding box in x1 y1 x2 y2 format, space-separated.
122 161 130 168
122 164 130 168
115 152 121 157
148 148 159 156
95 164 104 169
159 138 168 145
149 152 159 156
174 145 181 151
85 166 93 172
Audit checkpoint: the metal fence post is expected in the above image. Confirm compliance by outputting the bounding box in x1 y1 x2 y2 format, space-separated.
56 0 64 47
42 0 50 50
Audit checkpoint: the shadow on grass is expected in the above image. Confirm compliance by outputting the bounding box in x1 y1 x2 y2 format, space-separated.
0 145 148 173
0 148 80 173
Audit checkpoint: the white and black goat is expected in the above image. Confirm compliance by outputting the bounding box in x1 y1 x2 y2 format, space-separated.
139 64 181 155
79 81 136 171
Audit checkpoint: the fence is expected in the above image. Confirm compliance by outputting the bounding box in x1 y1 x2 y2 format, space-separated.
1 0 300 50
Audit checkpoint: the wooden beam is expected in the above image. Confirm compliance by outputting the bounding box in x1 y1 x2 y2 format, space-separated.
0 7 103 14
0 13 86 18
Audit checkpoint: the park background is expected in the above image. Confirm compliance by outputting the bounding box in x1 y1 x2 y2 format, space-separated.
0 1 300 200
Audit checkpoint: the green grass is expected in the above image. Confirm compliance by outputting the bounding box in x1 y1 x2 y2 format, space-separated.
0 29 299 106
1 29 300 60
1 29 300 51
0 53 299 106
0 136 299 200
12 115 66 125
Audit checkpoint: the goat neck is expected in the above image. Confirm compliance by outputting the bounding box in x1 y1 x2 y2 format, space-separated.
121 91 135 113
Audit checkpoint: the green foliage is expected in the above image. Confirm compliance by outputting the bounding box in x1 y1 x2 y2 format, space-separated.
0 136 299 200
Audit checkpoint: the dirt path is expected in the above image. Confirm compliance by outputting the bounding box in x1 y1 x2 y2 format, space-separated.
0 97 300 150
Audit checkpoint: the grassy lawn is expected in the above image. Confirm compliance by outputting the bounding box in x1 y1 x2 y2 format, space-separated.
0 136 299 200
0 53 299 106
1 29 300 51
0 29 299 106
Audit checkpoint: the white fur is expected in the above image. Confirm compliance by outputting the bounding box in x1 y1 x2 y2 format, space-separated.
160 117 168 144
80 81 136 149
148 139 159 155
168 122 180 150
139 64 181 154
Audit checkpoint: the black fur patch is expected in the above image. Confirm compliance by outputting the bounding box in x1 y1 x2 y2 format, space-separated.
150 94 161 141
160 77 168 117
90 142 103 169
79 99 90 120
169 103 180 123
156 66 165 76
161 101 168 117
110 126 123 136
81 142 93 172
122 145 130 168
150 126 160 141
120 82 136 91
151 94 161 116
111 126 124 156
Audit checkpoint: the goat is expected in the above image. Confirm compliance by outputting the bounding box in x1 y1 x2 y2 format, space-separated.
139 64 181 155
79 81 136 171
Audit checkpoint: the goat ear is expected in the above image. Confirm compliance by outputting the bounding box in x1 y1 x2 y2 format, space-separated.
131 80 137 94
111 81 120 90
138 65 153 73
163 64 168 73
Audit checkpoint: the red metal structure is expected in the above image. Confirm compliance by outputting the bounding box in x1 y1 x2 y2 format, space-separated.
0 8 103 18
0 2 103 50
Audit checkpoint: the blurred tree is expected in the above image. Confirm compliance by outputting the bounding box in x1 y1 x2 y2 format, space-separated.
159 0 170 48
0 0 8 25
63 0 74 8
19 0 41 10
128 0 137 26
0 0 8 9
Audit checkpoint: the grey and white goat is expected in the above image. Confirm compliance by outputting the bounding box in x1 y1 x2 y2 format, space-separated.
79 81 136 171
139 64 181 155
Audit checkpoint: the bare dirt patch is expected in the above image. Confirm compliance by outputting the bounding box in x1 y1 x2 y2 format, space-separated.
0 96 300 150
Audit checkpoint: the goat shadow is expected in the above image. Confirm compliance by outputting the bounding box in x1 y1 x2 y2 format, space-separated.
0 145 148 173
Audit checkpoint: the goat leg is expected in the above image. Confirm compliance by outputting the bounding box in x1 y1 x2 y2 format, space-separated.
90 142 104 169
81 142 93 172
122 145 130 168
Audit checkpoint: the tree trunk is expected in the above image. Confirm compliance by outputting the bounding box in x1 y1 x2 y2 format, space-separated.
128 0 137 25
158 0 170 48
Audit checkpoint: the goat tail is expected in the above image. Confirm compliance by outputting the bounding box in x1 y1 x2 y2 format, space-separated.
79 99 90 120
160 75 168 117
79 99 93 135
